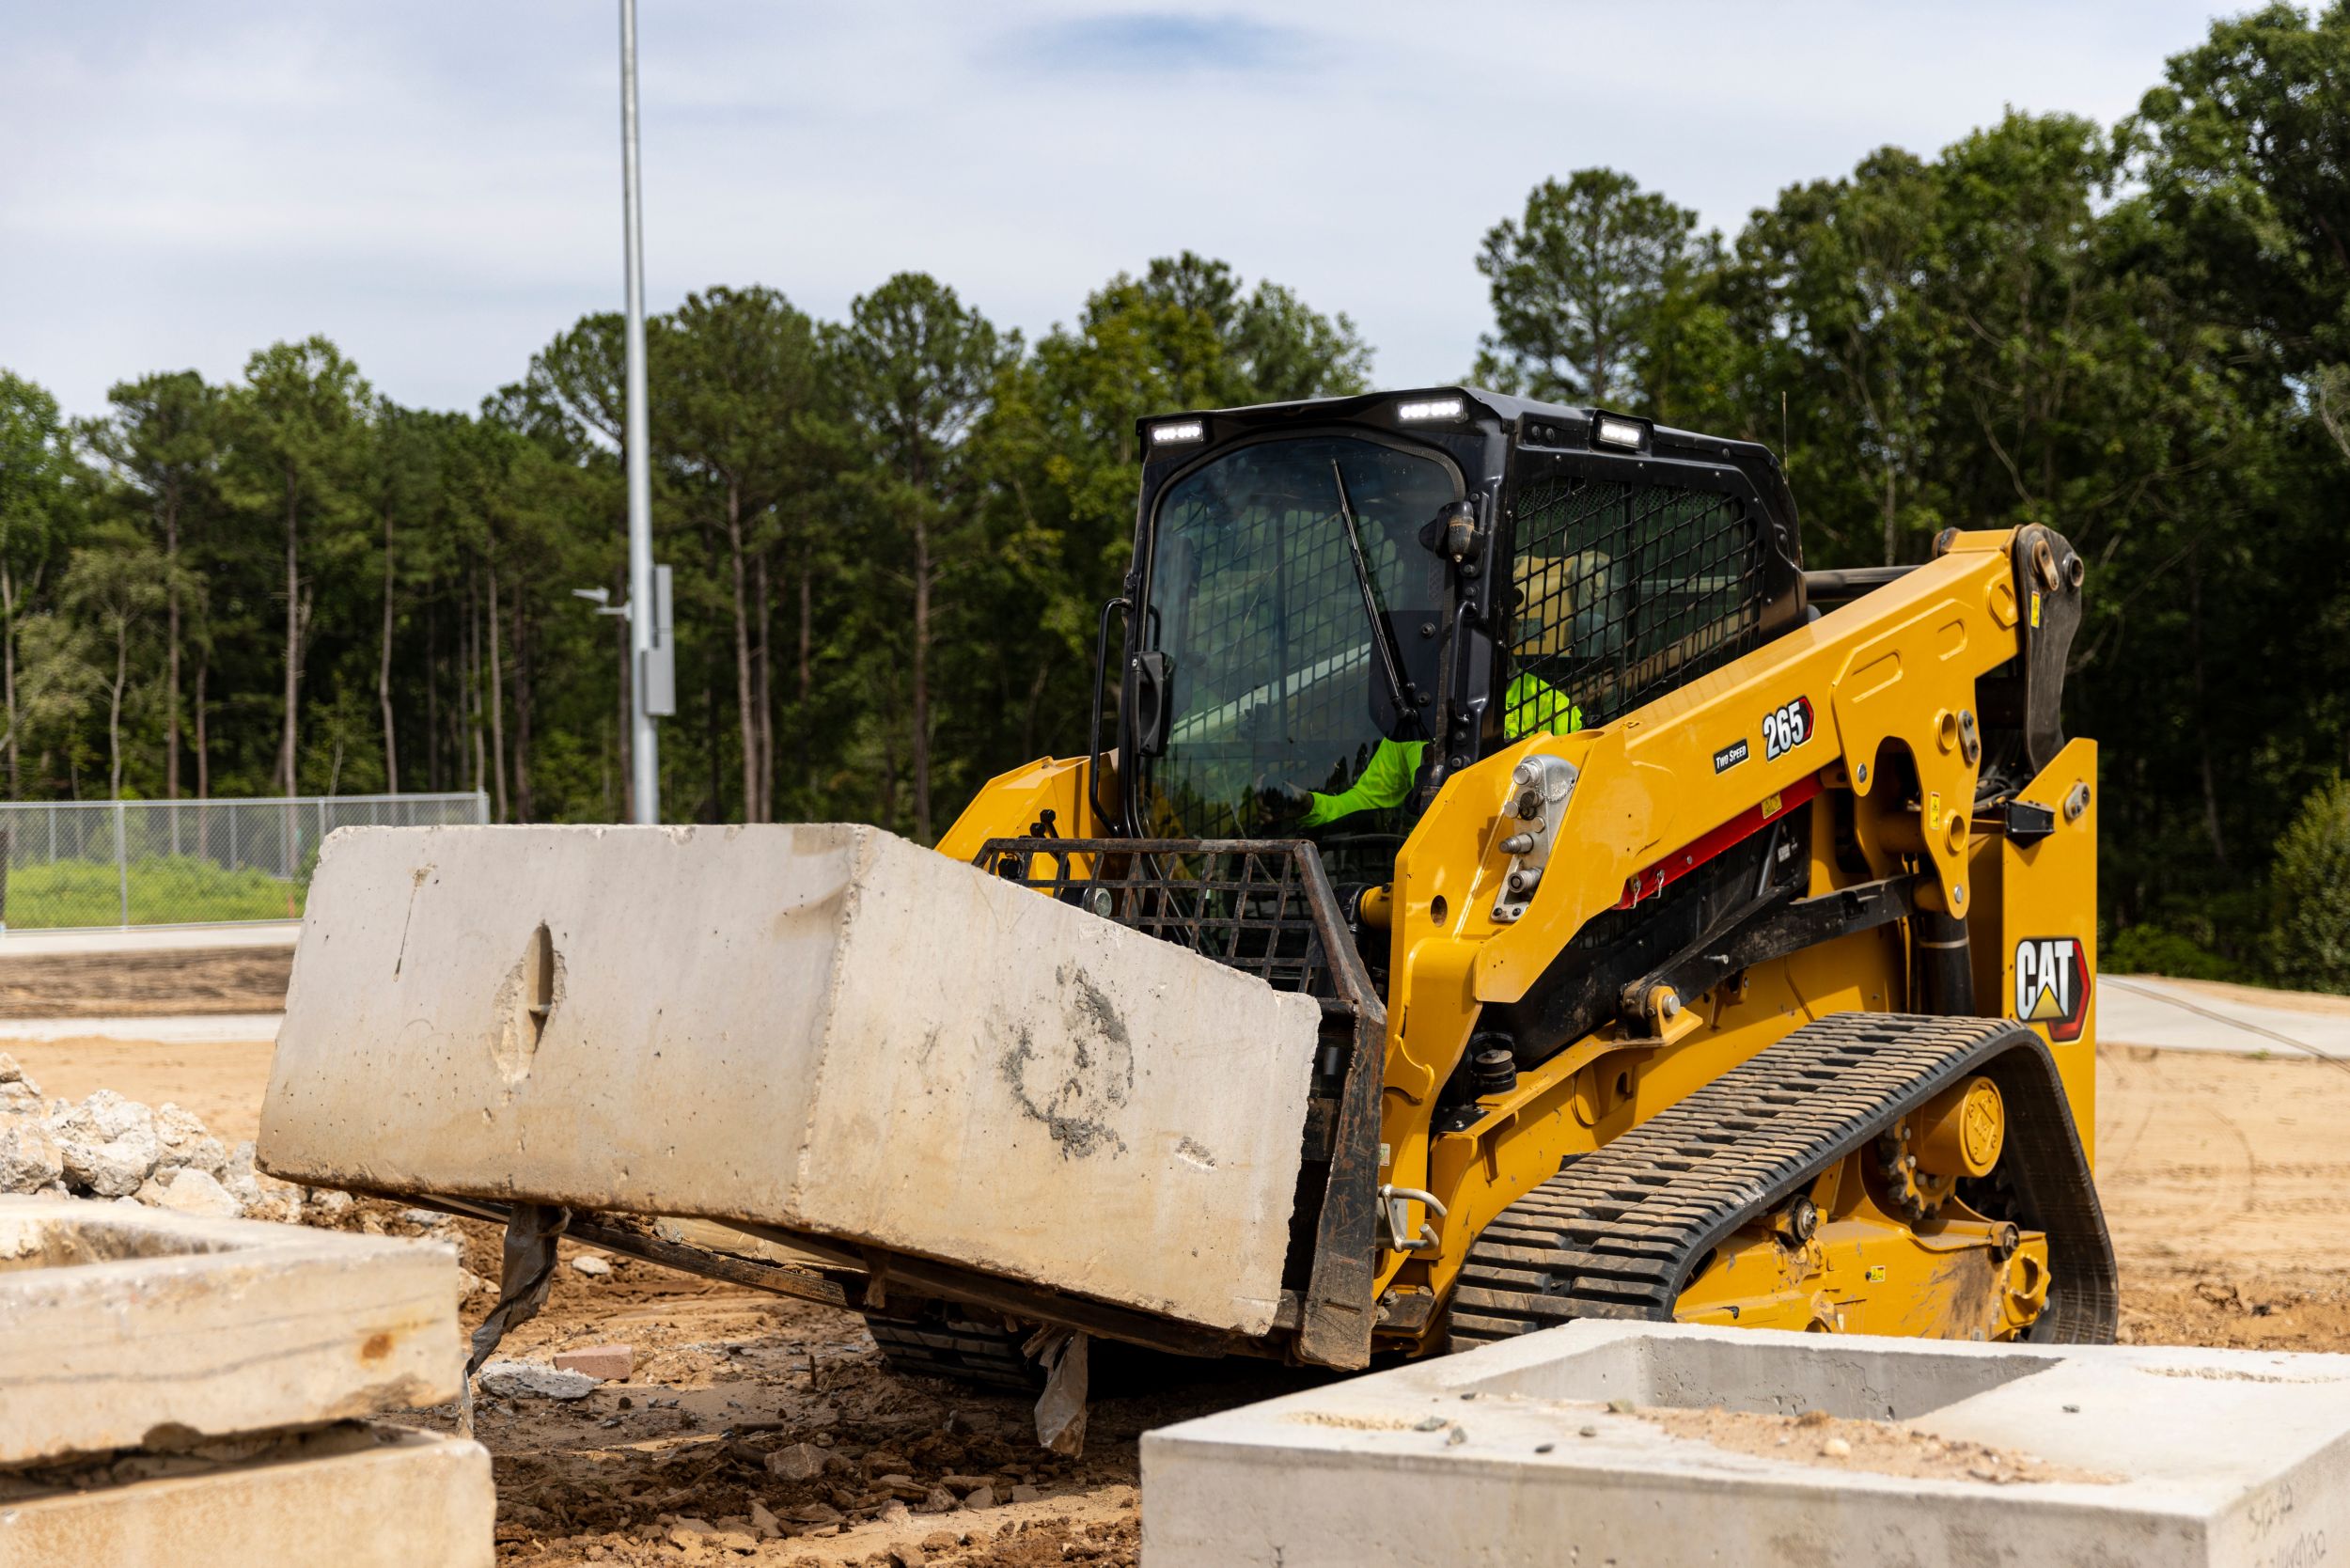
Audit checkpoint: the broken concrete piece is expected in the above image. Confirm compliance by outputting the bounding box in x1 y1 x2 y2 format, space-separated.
221 1139 303 1224
553 1343 633 1380
1144 1320 2350 1568
0 1196 461 1466
0 1422 493 1568
0 1118 63 1193
52 1090 160 1198
477 1358 599 1400
570 1252 612 1277
765 1441 827 1481
260 823 1324 1335
153 1167 243 1220
151 1102 227 1179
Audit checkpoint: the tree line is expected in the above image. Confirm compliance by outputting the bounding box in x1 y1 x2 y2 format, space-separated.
1 3 2345 982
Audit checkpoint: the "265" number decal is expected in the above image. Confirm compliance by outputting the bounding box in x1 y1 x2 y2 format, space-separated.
1762 697 1815 760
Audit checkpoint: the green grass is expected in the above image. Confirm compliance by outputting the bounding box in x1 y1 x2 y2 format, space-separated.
3 855 302 928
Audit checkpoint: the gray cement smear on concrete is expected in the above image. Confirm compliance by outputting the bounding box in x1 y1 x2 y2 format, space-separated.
0 1423 494 1568
260 823 1323 1335
0 1195 461 1465
1141 1322 2350 1567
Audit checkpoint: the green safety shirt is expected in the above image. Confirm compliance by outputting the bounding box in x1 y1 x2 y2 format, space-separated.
1298 671 1582 827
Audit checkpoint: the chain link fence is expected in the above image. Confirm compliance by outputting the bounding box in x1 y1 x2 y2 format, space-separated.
0 792 489 930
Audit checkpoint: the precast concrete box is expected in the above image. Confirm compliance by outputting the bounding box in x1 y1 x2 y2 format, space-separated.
0 1197 459 1465
1143 1320 2350 1568
259 823 1323 1335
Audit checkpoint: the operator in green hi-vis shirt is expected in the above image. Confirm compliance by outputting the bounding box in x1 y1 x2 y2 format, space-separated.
1296 669 1582 828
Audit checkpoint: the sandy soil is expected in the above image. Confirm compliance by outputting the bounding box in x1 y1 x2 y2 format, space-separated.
2096 1043 2350 1351
20 1032 2350 1565
0 947 290 1017
3 1036 276 1140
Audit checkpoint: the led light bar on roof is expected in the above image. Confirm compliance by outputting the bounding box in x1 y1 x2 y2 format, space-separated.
1397 397 1465 422
1151 420 1205 445
1594 415 1646 449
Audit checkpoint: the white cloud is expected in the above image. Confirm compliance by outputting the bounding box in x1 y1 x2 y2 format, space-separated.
0 1 2236 417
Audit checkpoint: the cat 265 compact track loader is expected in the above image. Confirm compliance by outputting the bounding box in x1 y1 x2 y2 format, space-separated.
259 386 2114 1399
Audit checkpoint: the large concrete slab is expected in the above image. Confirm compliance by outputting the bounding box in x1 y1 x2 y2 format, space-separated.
0 1422 493 1568
0 1196 459 1465
1143 1321 2350 1567
259 823 1323 1335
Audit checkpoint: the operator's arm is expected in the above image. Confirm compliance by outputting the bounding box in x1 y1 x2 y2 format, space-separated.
1300 738 1427 827
1504 670 1583 739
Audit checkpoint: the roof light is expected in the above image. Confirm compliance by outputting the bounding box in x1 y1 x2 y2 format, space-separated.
1397 397 1465 422
1151 419 1205 445
1594 416 1645 449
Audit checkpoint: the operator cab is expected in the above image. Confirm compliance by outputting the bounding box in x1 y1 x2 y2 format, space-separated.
1108 388 1807 886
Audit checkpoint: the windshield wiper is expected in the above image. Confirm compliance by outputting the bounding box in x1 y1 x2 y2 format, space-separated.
1328 459 1425 738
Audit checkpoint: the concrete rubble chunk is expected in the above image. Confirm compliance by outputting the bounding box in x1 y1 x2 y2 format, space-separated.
0 1117 64 1193
764 1441 827 1481
155 1167 244 1220
0 1050 32 1087
1143 1320 2350 1568
260 823 1324 1335
0 1195 463 1466
152 1101 227 1178
570 1251 612 1277
477 1358 600 1400
53 1089 161 1198
221 1137 304 1223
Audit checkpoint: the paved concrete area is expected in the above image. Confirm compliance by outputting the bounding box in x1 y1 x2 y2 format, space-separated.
0 1196 460 1464
1143 1320 2350 1567
0 1422 494 1568
2103 974 2350 1062
263 823 1323 1334
0 1013 282 1044
0 922 299 956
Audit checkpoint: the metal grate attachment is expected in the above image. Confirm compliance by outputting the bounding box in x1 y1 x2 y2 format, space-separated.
1506 475 1765 733
972 836 1369 1005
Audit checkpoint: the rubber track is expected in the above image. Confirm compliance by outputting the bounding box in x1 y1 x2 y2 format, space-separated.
863 1311 1042 1393
1451 1012 2118 1347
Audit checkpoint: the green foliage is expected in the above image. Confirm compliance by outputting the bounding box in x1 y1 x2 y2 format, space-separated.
2 855 295 929
2268 776 2350 992
1474 168 1703 408
2105 921 2250 982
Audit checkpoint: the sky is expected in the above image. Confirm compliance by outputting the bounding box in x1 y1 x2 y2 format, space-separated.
2 1 2247 420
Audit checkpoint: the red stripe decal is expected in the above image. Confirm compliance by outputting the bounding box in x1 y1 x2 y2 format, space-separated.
1612 772 1827 911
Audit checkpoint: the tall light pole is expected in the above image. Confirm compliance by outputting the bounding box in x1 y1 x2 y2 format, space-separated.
619 0 659 823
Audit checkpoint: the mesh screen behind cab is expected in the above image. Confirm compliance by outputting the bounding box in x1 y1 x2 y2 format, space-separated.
1506 474 1766 733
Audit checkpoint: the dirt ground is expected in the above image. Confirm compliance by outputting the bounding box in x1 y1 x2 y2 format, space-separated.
0 946 290 1017
19 1020 2350 1565
5 1036 276 1139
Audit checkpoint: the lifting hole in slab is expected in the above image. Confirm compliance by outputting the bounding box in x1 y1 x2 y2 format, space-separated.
525 922 556 1045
